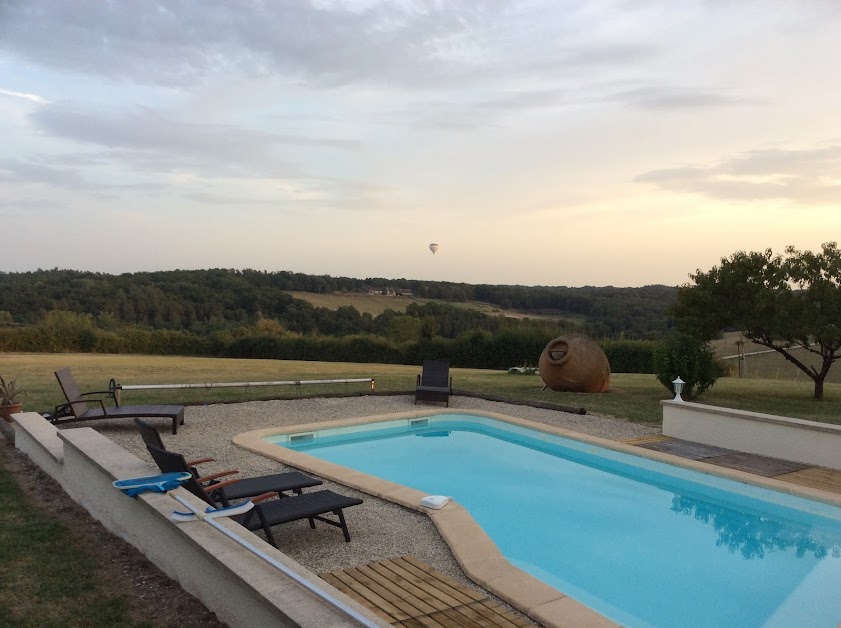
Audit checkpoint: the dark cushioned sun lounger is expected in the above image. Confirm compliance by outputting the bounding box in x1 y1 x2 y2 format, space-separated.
51 367 185 434
415 359 453 407
219 472 323 504
135 418 323 506
147 445 363 545
234 489 364 545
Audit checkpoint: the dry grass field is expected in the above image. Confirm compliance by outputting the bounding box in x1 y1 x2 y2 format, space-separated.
710 331 768 357
285 291 574 322
712 331 841 384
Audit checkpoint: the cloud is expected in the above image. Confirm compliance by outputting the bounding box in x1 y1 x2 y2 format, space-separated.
0 158 98 191
0 196 66 216
25 103 359 181
0 1 493 88
182 192 283 206
182 178 394 213
6 100 391 211
0 1 670 93
606 84 753 110
636 146 841 204
31 104 357 154
0 87 49 104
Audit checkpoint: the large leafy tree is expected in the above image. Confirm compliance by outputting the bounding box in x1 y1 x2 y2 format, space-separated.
673 242 841 399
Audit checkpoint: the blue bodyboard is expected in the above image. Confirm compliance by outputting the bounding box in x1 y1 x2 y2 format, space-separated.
113 471 193 496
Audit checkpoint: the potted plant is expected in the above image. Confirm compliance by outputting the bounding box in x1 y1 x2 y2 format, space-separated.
0 375 25 422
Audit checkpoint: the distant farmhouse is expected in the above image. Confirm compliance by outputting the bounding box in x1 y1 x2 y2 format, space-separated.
366 287 414 297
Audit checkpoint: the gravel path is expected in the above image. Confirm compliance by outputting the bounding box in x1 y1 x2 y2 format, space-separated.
98 395 660 608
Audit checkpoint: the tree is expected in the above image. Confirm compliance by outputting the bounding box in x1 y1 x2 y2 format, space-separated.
387 315 422 343
673 242 841 399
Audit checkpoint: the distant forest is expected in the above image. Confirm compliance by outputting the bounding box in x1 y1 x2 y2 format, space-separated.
0 269 676 338
0 269 675 371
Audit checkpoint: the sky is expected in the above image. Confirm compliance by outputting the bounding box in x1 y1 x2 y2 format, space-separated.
1 1 840 288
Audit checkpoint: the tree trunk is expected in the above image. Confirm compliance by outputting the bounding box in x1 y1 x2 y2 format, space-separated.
813 354 835 400
761 341 832 400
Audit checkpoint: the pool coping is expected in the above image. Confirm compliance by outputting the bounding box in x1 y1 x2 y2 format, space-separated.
233 408 841 628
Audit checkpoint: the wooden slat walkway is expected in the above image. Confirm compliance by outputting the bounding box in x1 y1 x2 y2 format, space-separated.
621 434 672 445
637 438 735 460
703 451 808 477
622 436 841 495
321 556 531 627
774 467 841 493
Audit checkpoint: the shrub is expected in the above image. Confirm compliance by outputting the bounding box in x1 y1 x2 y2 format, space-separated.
601 339 657 373
653 334 724 399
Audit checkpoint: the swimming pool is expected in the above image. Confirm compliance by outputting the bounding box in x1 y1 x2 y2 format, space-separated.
263 413 841 628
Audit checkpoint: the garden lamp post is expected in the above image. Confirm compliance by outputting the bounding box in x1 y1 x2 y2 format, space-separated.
672 376 685 402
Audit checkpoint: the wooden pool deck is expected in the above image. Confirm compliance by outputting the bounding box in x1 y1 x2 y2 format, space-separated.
321 556 531 627
621 435 841 495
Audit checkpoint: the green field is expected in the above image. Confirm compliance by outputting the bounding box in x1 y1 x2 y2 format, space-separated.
4 352 839 425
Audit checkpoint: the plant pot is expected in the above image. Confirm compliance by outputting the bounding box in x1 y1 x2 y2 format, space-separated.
0 403 22 423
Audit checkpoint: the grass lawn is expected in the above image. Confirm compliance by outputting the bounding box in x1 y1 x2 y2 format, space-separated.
4 352 839 425
0 447 149 628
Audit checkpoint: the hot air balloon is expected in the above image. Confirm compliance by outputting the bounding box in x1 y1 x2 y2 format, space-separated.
429 243 439 255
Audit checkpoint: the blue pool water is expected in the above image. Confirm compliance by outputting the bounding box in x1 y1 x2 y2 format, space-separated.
267 414 841 627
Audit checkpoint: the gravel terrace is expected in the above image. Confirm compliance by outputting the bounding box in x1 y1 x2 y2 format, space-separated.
97 394 660 618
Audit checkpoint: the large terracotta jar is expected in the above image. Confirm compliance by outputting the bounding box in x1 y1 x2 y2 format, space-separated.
539 335 611 393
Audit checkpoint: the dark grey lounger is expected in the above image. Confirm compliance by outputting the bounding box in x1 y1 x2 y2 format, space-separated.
147 445 363 545
134 418 323 505
238 489 363 545
51 367 185 434
216 472 323 505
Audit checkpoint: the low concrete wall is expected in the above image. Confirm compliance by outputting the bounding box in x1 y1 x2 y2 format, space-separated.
10 412 385 628
662 400 841 470
12 412 65 482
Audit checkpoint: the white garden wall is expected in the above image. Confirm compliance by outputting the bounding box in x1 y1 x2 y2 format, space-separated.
662 401 841 470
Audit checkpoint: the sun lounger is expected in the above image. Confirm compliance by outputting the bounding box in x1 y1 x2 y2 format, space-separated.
134 418 214 475
51 367 185 434
135 418 323 505
147 445 363 544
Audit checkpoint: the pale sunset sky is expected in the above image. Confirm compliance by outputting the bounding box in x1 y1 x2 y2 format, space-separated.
1 1 839 287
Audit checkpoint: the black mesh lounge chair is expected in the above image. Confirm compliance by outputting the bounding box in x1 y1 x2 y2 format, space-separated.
51 367 185 434
146 445 363 545
135 418 323 506
134 418 214 476
415 359 452 407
